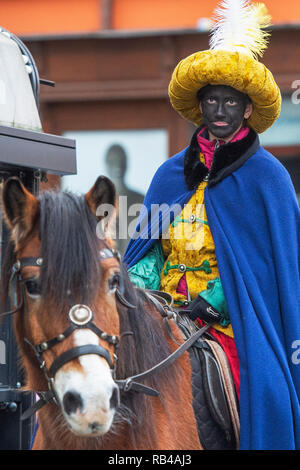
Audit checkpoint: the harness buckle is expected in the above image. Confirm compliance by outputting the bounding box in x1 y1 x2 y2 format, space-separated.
111 353 118 380
13 260 21 272
48 378 59 405
124 378 133 392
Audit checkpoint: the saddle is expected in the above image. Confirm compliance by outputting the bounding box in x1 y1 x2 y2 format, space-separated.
146 290 240 450
177 313 240 450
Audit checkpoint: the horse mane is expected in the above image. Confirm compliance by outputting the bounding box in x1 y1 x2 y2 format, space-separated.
38 191 102 308
115 264 180 447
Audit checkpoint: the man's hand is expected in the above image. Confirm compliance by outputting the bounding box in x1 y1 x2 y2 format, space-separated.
187 295 222 324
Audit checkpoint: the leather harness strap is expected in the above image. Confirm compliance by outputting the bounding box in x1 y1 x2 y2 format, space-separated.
48 344 113 378
115 323 210 392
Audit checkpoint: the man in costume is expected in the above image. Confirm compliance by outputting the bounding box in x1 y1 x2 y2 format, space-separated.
123 0 300 450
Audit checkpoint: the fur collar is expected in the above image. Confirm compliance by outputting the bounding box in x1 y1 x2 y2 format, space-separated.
184 126 260 190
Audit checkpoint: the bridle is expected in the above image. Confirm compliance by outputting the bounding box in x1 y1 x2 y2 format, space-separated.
1 247 210 421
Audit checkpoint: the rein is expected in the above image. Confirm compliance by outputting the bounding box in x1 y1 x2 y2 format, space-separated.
1 248 209 421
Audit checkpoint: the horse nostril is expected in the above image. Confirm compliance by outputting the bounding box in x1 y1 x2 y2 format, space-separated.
89 421 101 433
110 385 120 409
63 390 83 415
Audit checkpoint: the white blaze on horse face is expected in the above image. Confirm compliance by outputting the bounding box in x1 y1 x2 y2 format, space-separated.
54 329 117 436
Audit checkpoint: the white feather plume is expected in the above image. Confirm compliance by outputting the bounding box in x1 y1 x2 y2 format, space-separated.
209 0 271 59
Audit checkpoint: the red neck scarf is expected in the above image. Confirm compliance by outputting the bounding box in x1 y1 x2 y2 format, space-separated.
197 126 250 169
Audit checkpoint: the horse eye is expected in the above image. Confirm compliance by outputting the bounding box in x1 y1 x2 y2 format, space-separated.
24 279 41 299
108 273 120 292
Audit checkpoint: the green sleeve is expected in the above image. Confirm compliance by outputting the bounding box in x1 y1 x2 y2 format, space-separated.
199 276 230 326
128 241 165 290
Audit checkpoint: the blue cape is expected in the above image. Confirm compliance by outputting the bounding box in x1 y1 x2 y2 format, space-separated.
123 143 300 450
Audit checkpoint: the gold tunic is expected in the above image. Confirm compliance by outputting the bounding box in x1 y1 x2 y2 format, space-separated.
160 154 233 338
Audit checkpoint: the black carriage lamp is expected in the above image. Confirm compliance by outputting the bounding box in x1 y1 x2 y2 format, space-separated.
0 28 76 450
0 27 76 179
0 27 42 130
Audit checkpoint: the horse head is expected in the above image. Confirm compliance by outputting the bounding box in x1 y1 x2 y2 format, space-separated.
1 175 125 437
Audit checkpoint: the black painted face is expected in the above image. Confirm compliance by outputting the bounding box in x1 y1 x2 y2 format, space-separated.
198 85 251 140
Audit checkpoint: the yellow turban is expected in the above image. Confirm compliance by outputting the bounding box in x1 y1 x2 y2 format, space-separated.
168 1 281 134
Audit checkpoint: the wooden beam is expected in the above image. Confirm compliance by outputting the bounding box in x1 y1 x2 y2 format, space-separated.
40 79 168 102
265 145 300 159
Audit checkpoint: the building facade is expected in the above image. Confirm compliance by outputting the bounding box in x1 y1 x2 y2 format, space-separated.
1 1 300 201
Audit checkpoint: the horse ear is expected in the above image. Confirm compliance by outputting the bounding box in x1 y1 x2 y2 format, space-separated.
2 177 39 245
85 175 116 218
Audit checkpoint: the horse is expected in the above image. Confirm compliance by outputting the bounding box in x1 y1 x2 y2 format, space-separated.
0 175 203 450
